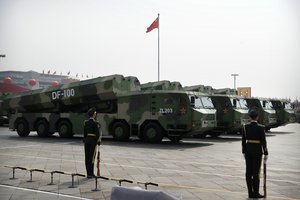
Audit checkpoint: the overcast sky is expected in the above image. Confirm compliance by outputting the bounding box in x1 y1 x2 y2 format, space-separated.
0 0 299 100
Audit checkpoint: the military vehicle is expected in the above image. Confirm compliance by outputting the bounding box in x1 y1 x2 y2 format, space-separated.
1 75 217 142
141 80 183 91
0 100 8 125
0 95 9 125
210 95 251 135
245 98 277 131
270 99 296 127
184 86 250 136
141 81 217 137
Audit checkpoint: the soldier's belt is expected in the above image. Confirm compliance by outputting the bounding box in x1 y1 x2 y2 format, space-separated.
247 140 260 144
87 133 96 137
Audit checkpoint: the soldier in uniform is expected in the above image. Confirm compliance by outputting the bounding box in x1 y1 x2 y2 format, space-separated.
84 107 101 178
242 108 268 198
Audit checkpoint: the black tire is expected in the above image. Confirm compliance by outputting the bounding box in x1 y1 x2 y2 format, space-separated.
16 119 30 137
111 121 130 141
58 120 73 138
143 122 164 143
168 136 182 143
208 132 222 138
36 119 50 137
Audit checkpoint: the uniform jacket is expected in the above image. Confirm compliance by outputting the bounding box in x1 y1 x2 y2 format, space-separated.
84 118 100 142
242 121 268 155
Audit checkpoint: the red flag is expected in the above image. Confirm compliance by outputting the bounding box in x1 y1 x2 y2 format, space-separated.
146 17 159 33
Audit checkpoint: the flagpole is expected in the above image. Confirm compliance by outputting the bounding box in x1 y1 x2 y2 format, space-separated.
158 13 160 81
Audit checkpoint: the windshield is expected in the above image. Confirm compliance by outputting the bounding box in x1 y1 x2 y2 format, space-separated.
284 103 293 109
201 96 214 108
260 100 273 109
189 95 214 109
237 99 248 109
193 97 203 109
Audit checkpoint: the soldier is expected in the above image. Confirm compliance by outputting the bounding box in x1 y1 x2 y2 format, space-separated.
84 107 101 178
242 108 268 198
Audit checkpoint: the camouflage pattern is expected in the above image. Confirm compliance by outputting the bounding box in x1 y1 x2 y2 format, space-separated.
183 85 212 94
2 75 216 142
209 94 251 134
2 74 140 113
211 88 237 95
270 99 296 127
141 81 183 91
184 85 250 135
245 97 277 131
140 81 217 137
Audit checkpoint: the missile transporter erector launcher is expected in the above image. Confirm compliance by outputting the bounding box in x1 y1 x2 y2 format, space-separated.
3 75 139 138
270 99 296 127
184 86 250 136
208 95 251 135
2 75 216 142
245 98 277 131
141 81 217 138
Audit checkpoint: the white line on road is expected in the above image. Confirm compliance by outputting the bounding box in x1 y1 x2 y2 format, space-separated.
0 152 299 185
0 142 77 150
0 184 93 200
0 145 40 150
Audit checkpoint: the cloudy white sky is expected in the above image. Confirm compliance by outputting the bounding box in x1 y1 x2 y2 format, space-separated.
0 0 299 100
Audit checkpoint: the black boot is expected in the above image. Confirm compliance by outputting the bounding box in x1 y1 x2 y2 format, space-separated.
251 193 264 198
246 177 253 198
252 179 264 198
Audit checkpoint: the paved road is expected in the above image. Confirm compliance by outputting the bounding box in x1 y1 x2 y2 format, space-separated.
0 123 299 200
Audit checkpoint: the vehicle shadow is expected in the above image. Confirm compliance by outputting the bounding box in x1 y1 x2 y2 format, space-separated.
100 137 213 150
5 132 213 150
188 134 242 143
266 131 295 135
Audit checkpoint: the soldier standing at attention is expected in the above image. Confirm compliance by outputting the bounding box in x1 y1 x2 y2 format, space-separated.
242 108 268 198
84 107 100 178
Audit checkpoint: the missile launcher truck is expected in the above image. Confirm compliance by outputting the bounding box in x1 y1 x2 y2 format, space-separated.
245 97 277 131
141 81 217 138
270 99 296 127
210 95 251 135
1 75 217 142
184 86 250 136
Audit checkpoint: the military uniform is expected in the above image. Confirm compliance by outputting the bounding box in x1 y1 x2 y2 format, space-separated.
84 110 100 178
242 121 268 198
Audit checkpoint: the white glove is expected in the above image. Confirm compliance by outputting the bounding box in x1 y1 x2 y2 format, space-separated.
264 155 268 163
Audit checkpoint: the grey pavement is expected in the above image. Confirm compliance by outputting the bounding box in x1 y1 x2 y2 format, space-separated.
0 123 299 200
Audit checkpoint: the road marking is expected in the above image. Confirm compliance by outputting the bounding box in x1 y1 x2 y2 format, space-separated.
105 153 300 173
157 183 299 200
0 142 77 150
0 152 299 185
0 145 40 150
0 184 93 200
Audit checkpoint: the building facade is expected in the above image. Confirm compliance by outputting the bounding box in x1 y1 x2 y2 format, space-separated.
237 87 251 98
0 70 79 90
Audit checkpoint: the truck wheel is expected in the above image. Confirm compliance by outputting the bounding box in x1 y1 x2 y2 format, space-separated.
58 120 73 138
111 121 130 141
16 119 30 137
208 132 222 138
168 136 182 143
143 122 164 143
36 120 50 137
